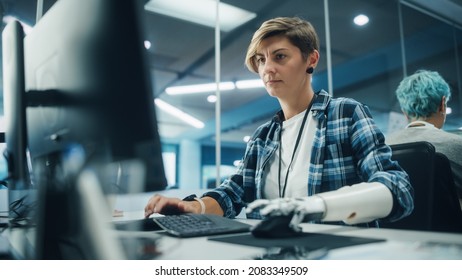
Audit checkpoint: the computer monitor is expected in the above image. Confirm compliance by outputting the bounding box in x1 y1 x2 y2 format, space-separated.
2 20 28 189
24 0 167 193
2 20 35 228
3 0 167 259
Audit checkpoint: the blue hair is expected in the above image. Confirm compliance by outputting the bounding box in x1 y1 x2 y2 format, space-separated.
395 70 451 118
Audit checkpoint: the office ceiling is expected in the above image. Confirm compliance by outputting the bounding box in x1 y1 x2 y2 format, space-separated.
1 0 462 148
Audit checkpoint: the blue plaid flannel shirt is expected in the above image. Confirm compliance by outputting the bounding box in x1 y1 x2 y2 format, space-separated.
203 90 414 224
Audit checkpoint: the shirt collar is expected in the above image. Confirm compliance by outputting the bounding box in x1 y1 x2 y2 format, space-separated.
406 120 436 128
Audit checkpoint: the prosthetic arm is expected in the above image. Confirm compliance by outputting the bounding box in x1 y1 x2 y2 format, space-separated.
246 182 393 232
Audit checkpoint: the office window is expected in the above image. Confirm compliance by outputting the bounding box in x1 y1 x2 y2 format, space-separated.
329 0 404 134
401 4 462 132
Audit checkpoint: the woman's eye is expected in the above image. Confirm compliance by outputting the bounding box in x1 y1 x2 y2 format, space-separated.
275 53 286 60
256 57 265 64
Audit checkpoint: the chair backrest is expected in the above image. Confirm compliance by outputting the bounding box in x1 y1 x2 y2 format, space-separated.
431 152 462 233
381 141 462 233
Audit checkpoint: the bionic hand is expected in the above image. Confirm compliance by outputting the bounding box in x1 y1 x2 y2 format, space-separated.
246 196 325 233
247 182 393 231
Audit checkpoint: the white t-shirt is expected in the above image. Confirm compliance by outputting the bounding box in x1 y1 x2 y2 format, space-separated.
263 109 317 199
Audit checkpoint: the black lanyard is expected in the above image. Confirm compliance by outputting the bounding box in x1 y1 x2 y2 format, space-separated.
278 97 315 198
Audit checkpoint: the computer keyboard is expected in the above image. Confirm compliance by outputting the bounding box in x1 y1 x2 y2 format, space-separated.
153 214 251 238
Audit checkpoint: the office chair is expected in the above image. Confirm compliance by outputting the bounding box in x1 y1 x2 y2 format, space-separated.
380 141 462 233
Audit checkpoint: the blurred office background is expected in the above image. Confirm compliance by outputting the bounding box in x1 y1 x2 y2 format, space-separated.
0 0 461 191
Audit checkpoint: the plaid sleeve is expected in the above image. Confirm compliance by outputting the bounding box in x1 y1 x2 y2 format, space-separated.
349 102 414 222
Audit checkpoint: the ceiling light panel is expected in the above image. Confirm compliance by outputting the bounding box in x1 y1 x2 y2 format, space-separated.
166 82 235 95
144 0 256 32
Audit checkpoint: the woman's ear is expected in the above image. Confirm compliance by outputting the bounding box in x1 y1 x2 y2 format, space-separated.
438 96 446 113
309 50 320 68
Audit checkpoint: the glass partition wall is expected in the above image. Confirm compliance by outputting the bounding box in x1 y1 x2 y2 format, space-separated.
0 0 461 190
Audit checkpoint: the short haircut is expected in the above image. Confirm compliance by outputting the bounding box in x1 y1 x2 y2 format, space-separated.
244 17 319 73
395 70 451 118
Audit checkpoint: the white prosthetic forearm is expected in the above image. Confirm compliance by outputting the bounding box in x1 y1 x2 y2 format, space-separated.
316 182 393 224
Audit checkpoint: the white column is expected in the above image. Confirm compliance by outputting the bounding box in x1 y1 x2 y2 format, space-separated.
179 139 201 189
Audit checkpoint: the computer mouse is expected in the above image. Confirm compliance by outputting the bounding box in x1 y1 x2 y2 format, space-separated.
251 215 303 238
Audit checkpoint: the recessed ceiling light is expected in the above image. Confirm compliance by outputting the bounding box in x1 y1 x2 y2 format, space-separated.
354 14 369 26
207 95 217 103
144 40 152 49
446 107 452 115
145 0 256 32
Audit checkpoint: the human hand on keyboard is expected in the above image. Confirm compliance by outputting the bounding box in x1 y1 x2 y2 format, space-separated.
246 197 325 231
144 194 199 218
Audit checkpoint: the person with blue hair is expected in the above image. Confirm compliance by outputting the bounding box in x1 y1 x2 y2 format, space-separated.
387 70 462 203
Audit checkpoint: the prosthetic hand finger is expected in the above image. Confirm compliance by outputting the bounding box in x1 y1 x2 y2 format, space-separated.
288 211 304 232
246 199 271 214
258 198 300 216
258 203 286 216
